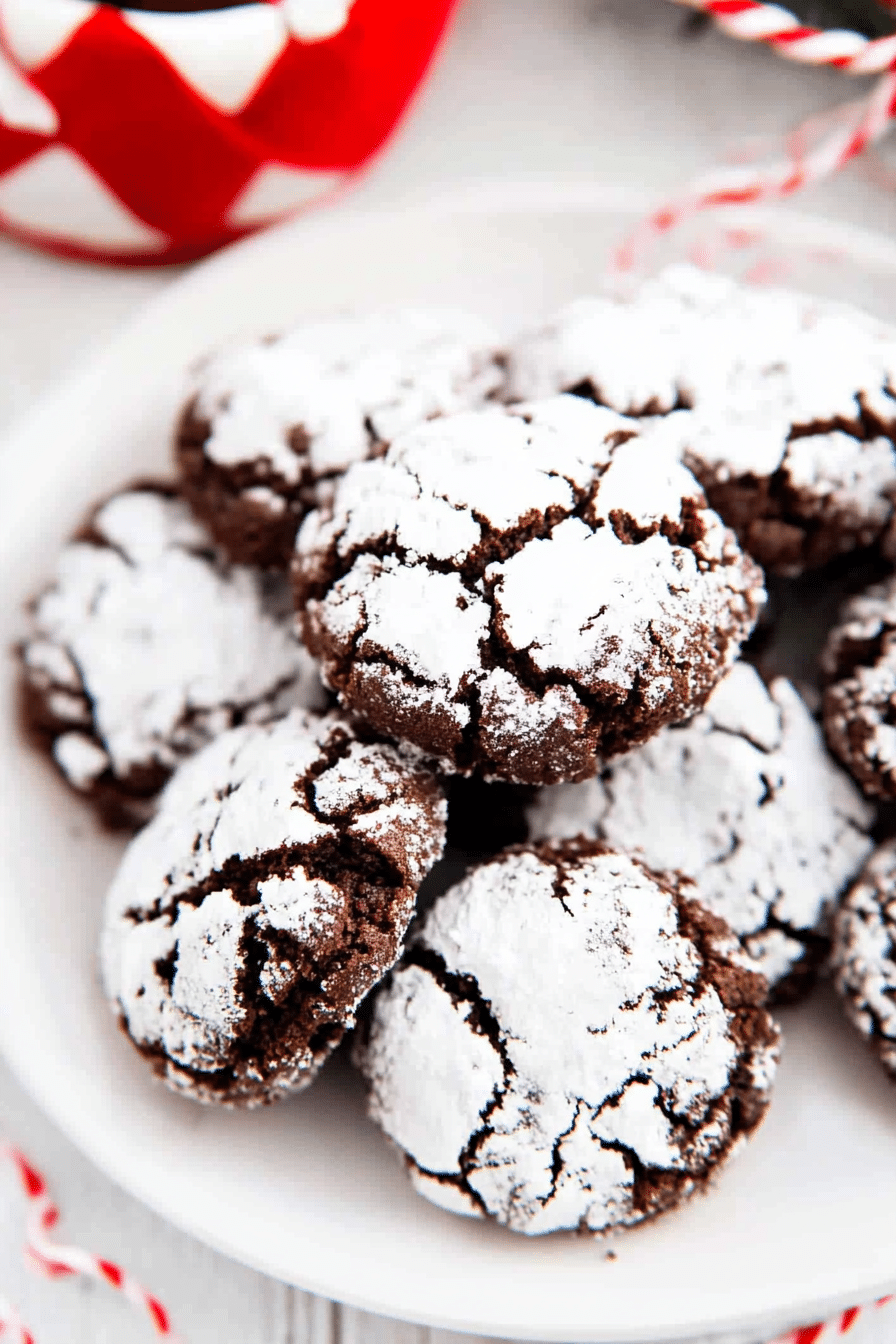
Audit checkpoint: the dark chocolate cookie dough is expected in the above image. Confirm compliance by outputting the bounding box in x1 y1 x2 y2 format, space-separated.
359 838 780 1235
20 483 323 827
832 840 896 1083
176 309 506 569
527 662 873 1002
508 265 896 576
822 574 896 799
101 710 446 1106
294 395 764 786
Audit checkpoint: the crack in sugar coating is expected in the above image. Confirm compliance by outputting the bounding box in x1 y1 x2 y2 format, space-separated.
527 663 873 1002
822 574 896 800
20 484 326 828
293 396 764 786
101 711 446 1106
507 265 896 576
176 309 507 569
359 839 779 1236
831 840 896 1082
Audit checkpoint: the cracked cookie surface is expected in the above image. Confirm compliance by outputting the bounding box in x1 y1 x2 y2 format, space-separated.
101 710 446 1106
293 396 764 786
20 484 325 827
359 838 779 1236
527 663 873 1001
831 840 896 1083
822 574 896 799
507 265 896 575
176 308 506 569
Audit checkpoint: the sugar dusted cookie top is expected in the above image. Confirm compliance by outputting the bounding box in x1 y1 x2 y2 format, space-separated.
528 663 873 1001
822 574 896 800
508 265 896 575
294 396 764 786
21 484 324 827
360 839 779 1236
102 710 446 1106
176 308 506 568
832 840 896 1084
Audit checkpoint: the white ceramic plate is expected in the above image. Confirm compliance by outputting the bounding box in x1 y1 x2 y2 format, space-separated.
2 184 896 1344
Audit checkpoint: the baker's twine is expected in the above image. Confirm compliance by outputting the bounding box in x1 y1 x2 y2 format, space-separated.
768 1297 894 1344
616 0 896 269
673 0 896 75
0 1141 177 1341
0 1291 34 1344
0 1138 891 1342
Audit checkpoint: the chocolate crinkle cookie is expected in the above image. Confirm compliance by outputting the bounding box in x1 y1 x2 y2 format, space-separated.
294 395 764 786
507 265 896 576
527 663 873 1002
822 574 896 799
102 710 446 1106
176 308 506 569
20 484 325 827
358 839 779 1236
831 840 896 1083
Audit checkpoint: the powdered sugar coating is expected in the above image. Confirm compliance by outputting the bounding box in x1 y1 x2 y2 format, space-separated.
528 663 872 1000
294 396 764 786
21 486 325 825
102 710 446 1106
831 841 896 1082
360 841 779 1235
177 308 506 568
822 575 896 799
508 265 896 575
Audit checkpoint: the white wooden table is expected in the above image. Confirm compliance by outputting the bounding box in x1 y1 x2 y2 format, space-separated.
3 1 896 1338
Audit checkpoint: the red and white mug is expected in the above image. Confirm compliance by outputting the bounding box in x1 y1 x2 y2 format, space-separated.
0 0 457 264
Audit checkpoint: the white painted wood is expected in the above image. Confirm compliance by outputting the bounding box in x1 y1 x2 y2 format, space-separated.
2 0 896 1338
339 1305 428 1344
291 1290 339 1344
0 1057 285 1342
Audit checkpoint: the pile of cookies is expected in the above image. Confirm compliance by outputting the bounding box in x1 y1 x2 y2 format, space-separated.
19 268 896 1239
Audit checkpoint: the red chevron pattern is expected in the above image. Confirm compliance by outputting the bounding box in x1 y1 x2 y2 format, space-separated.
0 0 457 264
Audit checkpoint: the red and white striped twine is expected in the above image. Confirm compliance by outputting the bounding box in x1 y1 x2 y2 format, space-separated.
0 1290 35 1344
768 1296 894 1344
0 1141 177 1342
616 0 896 271
673 0 896 75
0 1139 891 1342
